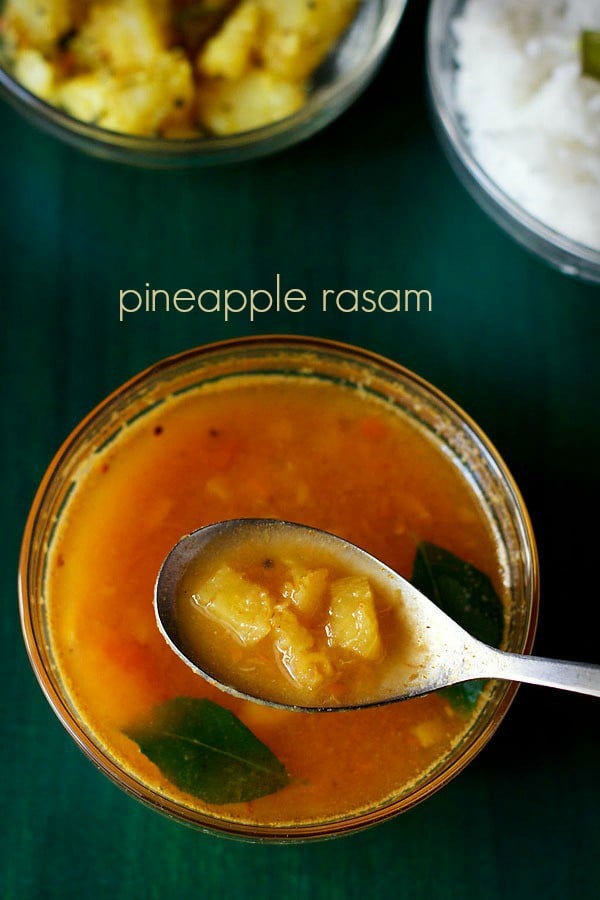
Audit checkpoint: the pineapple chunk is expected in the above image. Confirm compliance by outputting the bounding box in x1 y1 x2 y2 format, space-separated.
192 565 273 646
327 575 382 660
272 608 332 691
13 49 55 100
258 0 359 81
198 1 262 80
282 564 328 619
198 70 304 135
411 721 445 749
72 0 170 73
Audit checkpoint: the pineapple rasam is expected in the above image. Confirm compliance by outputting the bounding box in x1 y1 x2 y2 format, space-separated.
46 374 507 827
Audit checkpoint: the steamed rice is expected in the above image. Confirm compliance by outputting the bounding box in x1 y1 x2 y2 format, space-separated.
453 0 600 251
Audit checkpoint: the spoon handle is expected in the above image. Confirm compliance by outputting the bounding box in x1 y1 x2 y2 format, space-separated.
482 647 600 698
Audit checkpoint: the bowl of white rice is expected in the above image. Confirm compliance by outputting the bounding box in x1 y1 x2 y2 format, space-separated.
427 0 600 283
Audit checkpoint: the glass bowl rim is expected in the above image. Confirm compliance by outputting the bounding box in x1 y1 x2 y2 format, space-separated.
425 0 600 283
19 334 540 841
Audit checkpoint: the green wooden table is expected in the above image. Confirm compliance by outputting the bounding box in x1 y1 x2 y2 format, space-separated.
1 2 599 898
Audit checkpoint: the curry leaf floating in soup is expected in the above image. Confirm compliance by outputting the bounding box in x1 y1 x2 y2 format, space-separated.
47 376 508 825
125 697 290 803
411 542 504 711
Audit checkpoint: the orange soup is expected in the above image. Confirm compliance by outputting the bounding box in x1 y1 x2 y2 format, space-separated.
47 375 506 827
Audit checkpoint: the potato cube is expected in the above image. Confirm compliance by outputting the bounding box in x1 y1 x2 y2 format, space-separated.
258 0 359 81
198 1 262 80
192 565 273 646
58 71 111 123
198 70 304 135
272 608 332 691
3 0 72 48
282 565 328 619
13 49 55 100
72 0 169 73
327 575 382 660
97 52 194 136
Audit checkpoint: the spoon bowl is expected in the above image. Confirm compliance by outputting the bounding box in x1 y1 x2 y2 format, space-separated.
155 519 600 709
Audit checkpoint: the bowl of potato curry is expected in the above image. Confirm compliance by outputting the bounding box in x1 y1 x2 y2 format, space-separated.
0 0 407 164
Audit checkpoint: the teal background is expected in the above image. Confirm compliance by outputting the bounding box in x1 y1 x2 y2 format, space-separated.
1 1 599 897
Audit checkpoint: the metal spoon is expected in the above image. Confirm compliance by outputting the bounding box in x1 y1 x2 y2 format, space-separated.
155 518 600 711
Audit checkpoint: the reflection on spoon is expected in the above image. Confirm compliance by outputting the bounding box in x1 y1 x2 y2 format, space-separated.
155 519 600 711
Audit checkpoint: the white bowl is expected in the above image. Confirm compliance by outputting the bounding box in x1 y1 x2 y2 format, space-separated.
427 0 600 284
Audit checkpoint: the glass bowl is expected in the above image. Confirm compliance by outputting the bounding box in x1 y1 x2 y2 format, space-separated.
19 336 539 841
0 0 406 167
427 0 600 284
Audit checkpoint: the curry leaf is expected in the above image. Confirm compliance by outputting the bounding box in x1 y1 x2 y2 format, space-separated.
125 697 289 804
582 31 600 81
411 542 504 711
